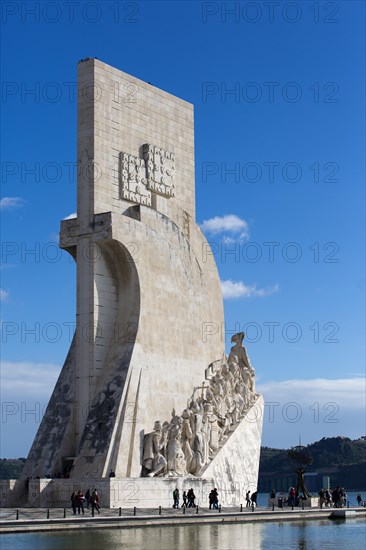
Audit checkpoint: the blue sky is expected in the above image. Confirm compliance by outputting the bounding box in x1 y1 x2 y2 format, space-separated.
1 1 365 457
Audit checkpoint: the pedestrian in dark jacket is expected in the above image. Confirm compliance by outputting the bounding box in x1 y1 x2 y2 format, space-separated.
71 491 77 515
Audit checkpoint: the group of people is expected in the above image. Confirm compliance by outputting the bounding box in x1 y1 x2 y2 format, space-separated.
269 488 302 508
318 487 348 508
70 488 100 514
208 488 219 509
173 487 259 510
245 490 257 507
172 488 196 508
142 332 257 479
269 486 360 508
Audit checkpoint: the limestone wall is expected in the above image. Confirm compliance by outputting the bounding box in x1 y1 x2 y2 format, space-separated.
0 480 27 507
202 395 264 505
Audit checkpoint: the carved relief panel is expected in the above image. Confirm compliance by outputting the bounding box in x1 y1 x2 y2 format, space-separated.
143 144 175 198
120 152 152 206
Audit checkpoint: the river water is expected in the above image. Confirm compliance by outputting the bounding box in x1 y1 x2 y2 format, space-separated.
1 492 365 550
2 519 366 550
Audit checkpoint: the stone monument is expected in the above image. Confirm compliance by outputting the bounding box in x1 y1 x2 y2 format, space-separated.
4 60 264 508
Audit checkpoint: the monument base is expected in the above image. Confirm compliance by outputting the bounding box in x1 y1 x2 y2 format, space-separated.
302 497 320 508
1 397 264 509
1 477 258 509
0 479 27 508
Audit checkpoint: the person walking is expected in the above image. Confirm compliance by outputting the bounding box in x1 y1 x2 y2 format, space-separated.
187 488 196 508
251 491 258 508
212 488 219 509
91 489 100 513
246 490 251 507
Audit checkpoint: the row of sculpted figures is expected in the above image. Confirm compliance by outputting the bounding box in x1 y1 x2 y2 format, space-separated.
141 332 258 478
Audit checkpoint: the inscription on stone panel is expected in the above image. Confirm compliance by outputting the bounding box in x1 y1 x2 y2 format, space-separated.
143 144 175 198
120 152 152 207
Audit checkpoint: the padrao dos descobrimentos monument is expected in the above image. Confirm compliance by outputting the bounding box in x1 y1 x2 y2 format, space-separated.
3 59 264 508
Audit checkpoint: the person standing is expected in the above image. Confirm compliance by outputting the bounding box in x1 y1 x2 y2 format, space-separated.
173 488 180 509
182 491 187 508
85 488 91 509
356 494 362 506
77 490 85 515
288 487 296 507
332 487 341 508
70 491 77 515
246 490 251 507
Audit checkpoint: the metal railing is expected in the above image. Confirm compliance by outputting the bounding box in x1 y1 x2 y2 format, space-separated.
1 501 361 522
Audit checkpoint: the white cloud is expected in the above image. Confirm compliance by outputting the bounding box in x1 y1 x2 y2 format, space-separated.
0 289 9 302
200 214 249 241
221 279 279 299
0 197 24 210
0 361 60 399
63 212 77 220
257 378 366 411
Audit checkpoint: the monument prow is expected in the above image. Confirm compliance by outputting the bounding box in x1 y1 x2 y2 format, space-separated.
16 60 263 506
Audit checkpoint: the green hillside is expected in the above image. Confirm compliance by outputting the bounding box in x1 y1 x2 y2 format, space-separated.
259 436 366 490
0 458 26 480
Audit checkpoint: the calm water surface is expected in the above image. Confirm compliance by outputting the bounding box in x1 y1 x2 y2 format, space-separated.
2 519 366 550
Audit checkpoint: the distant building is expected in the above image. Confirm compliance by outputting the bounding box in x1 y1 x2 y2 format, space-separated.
259 472 330 493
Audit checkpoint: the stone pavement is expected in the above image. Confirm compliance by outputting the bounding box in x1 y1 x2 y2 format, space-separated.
1 505 365 534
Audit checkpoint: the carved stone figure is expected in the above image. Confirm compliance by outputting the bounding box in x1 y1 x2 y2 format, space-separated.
202 402 220 458
142 421 167 477
236 380 249 411
221 364 236 425
229 332 256 393
189 400 207 462
181 408 204 475
166 414 187 476
141 336 258 477
232 384 245 423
